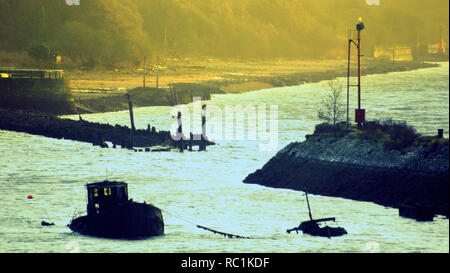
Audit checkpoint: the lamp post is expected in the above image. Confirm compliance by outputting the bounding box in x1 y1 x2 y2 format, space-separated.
347 18 366 129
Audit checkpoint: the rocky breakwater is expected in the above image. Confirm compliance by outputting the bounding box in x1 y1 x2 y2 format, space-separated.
0 109 179 149
244 122 449 217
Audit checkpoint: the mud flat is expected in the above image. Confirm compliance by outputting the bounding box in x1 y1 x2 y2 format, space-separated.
206 60 438 92
75 83 224 114
0 61 438 115
71 60 438 114
244 124 449 217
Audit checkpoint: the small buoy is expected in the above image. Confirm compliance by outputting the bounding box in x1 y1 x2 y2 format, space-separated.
27 195 33 199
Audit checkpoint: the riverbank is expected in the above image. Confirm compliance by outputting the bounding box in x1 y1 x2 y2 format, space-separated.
75 83 223 114
68 59 439 114
243 123 449 217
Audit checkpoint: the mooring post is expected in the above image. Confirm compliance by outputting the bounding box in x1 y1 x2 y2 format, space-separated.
101 136 108 148
177 111 184 152
199 104 207 151
126 93 136 132
189 132 193 151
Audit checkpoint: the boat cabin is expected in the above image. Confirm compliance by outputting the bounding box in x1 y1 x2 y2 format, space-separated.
86 181 129 216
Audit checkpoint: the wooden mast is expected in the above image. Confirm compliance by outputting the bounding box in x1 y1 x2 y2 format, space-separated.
305 192 313 221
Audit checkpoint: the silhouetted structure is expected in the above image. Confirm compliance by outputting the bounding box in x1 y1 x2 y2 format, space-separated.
0 68 75 114
347 18 366 129
126 93 136 132
287 192 347 238
199 104 207 151
68 181 164 239
177 111 184 152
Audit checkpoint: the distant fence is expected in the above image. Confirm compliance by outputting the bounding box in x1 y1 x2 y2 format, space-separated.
374 46 413 61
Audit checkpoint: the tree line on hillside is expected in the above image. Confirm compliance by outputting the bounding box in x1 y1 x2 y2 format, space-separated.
0 0 447 67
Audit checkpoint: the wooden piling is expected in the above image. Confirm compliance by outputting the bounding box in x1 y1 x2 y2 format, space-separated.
126 93 136 132
199 104 207 151
189 133 193 151
177 111 183 152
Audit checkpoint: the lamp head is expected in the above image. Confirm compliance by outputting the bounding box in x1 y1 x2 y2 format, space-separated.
356 18 365 31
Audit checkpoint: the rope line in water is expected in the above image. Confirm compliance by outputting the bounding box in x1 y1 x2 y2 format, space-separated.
160 207 257 240
196 225 253 239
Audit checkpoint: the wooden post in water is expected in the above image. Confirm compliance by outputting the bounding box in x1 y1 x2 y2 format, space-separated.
126 93 136 132
177 111 183 152
199 104 207 151
189 132 193 151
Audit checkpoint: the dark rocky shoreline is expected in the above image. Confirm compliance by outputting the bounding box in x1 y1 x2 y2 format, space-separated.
0 109 213 150
244 133 449 217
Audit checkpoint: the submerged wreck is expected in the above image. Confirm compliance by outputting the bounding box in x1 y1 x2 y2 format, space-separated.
287 192 347 238
68 181 164 239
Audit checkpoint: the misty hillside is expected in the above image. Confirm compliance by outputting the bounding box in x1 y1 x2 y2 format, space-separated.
0 0 448 66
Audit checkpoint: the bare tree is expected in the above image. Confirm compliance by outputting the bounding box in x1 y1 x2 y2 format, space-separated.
317 79 345 126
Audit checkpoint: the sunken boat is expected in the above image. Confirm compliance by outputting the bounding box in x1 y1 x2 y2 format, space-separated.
68 181 164 239
287 192 347 238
